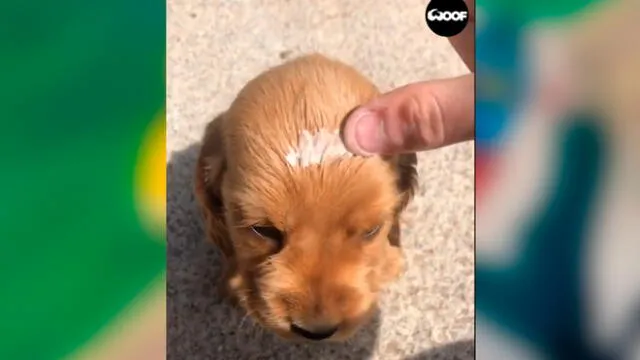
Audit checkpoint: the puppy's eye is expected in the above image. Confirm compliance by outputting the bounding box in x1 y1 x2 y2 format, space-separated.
362 225 382 240
250 225 284 244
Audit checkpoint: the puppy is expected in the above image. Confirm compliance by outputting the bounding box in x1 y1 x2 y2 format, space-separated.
194 54 418 342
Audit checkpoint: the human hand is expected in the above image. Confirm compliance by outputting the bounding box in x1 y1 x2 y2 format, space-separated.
341 0 475 155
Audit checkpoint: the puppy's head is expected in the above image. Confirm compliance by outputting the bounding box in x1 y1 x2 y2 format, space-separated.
195 54 417 341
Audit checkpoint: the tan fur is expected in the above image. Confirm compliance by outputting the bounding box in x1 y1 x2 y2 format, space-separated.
194 54 418 341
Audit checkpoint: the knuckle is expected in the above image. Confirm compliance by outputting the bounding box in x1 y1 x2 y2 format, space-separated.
412 91 446 149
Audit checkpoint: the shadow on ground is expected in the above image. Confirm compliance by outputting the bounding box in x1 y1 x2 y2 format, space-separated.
404 340 474 360
167 140 381 359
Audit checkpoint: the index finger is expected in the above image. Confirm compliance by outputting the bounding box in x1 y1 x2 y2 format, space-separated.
448 0 475 72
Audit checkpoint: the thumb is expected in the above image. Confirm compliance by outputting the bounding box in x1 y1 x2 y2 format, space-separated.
341 74 474 155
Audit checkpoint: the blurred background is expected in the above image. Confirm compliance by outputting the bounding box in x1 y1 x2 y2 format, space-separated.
0 0 166 359
476 0 640 359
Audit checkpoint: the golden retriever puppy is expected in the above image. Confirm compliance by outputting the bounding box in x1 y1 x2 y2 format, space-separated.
194 54 417 342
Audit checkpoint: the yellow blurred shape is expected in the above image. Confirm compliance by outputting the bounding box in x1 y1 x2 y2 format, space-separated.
135 110 166 239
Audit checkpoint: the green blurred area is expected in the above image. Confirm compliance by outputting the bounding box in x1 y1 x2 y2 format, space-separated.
0 0 166 358
478 0 602 21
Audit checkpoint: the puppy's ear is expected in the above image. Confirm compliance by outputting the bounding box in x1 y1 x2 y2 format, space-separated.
394 152 418 212
388 152 418 247
194 113 234 259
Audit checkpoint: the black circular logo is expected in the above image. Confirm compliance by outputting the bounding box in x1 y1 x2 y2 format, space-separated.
425 0 469 37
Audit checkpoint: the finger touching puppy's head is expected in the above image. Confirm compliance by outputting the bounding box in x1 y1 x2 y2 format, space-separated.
195 54 418 341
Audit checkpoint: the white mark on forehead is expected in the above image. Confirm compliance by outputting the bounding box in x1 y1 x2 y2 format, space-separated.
285 129 355 168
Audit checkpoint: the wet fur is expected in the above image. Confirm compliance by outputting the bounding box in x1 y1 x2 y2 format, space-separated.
194 54 418 341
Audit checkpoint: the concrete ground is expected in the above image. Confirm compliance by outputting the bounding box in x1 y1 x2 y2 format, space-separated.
167 1 474 359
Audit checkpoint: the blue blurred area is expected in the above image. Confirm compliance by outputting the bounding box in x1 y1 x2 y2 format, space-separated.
476 0 640 359
475 13 524 148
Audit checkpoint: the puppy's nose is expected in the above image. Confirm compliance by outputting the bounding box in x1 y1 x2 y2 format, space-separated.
290 322 339 341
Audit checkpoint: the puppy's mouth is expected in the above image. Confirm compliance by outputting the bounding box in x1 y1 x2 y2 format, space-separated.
244 300 368 342
241 278 372 341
